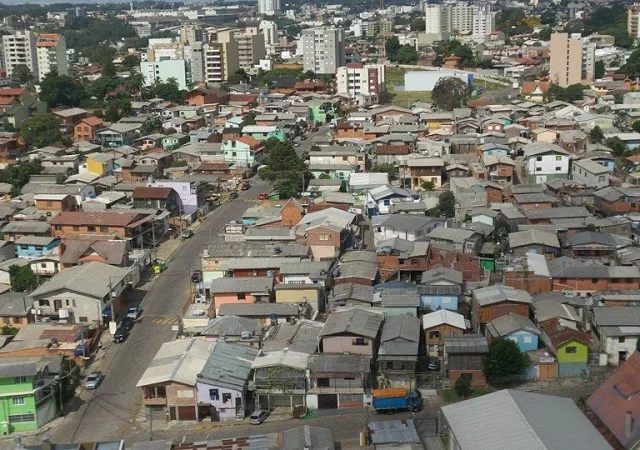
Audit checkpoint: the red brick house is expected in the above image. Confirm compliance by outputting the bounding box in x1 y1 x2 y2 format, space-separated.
471 284 533 333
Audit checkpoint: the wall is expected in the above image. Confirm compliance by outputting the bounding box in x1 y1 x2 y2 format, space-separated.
421 294 459 311
275 288 319 304
195 381 244 421
213 293 257 313
602 333 638 366
476 302 530 328
0 375 38 433
425 324 464 354
404 71 471 91
322 335 374 356
557 339 587 365
526 153 570 179
504 330 538 352
166 381 197 407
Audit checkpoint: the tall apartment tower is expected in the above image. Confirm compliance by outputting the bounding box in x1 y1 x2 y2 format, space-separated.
180 23 202 44
629 4 640 39
2 30 37 79
336 63 385 100
301 27 345 75
425 4 448 35
258 0 281 16
36 33 68 81
203 29 239 83
190 41 205 84
582 40 596 81
259 20 278 48
472 5 496 38
234 27 266 70
550 33 582 87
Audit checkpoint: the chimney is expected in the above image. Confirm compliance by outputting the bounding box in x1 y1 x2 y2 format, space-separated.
626 411 634 438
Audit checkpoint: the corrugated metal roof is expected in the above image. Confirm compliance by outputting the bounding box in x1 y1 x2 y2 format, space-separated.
319 309 383 339
197 342 258 391
472 284 533 306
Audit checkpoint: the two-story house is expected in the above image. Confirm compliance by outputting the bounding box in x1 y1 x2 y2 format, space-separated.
73 116 104 142
405 158 445 191
93 123 140 147
508 229 561 258
485 313 541 352
50 211 154 247
365 185 415 216
427 227 482 254
377 315 421 388
132 186 180 217
472 284 533 333
592 307 640 366
15 236 60 259
222 136 265 166
419 268 463 311
540 318 591 377
319 309 384 357
594 186 640 215
423 309 468 356
306 354 371 410
483 155 516 185
208 277 274 315
444 335 490 387
241 125 286 142
523 142 571 184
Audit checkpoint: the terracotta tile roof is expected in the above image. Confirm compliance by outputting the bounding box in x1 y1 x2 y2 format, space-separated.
196 162 232 172
0 97 16 106
132 186 173 200
627 154 640 163
522 81 550 96
237 136 262 147
80 116 104 127
229 94 258 103
587 352 640 448
375 145 410 155
0 88 25 97
50 211 148 227
541 318 591 350
39 324 86 342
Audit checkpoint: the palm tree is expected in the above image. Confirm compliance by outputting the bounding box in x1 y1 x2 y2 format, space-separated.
126 72 145 101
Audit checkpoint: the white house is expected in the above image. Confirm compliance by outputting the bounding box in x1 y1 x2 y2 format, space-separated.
366 185 416 215
592 307 640 366
375 214 439 244
523 142 571 184
571 158 610 189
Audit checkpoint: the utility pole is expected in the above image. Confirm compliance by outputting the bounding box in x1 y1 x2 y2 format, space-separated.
148 407 153 441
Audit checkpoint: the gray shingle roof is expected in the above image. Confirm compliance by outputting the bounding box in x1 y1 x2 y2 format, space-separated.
319 309 383 339
508 229 560 249
473 284 533 306
444 334 489 354
30 262 128 300
486 313 540 338
201 315 258 337
208 277 274 294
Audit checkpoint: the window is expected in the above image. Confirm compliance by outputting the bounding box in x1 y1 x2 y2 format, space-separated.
619 337 626 343
536 156 542 161
460 373 473 381
429 331 440 339
222 393 232 403
555 167 562 171
12 397 24 406
238 293 246 300
352 337 367 346
99 226 108 232
556 155 562 161
209 389 219 400
14 376 26 384
565 346 577 354
592 278 599 284
536 167 542 172
319 234 330 241
87 226 95 232
72 226 80 231
523 336 533 344
9 414 34 423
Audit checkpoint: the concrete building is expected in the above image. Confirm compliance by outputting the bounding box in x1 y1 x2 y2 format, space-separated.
425 3 495 40
234 27 266 70
259 20 278 51
35 34 68 81
404 71 472 91
301 27 345 75
472 4 496 40
335 63 385 103
258 0 281 16
2 30 37 79
180 23 201 44
203 29 239 83
550 33 582 87
190 41 204 84
582 39 596 81
141 59 188 90
629 4 640 39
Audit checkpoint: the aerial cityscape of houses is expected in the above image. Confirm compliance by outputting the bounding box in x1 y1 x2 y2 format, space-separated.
1 0 640 449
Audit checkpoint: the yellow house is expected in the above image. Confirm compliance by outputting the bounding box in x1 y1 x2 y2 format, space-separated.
532 128 557 144
274 285 322 305
421 112 454 131
86 152 115 176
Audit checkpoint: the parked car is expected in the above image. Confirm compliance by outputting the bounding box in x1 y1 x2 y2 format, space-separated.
240 183 250 191
181 229 194 239
427 356 440 371
191 270 203 283
229 192 239 200
249 409 269 424
258 192 268 200
121 317 134 331
73 343 89 357
113 327 129 343
127 307 142 320
84 372 103 390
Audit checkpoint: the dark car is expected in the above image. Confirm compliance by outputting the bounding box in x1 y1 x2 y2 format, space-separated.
229 192 239 200
427 356 440 371
240 183 250 191
113 327 129 343
121 317 134 331
191 270 203 283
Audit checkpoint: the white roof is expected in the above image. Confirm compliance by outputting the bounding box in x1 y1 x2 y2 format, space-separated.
349 172 390 187
136 338 213 387
251 349 309 370
422 310 467 330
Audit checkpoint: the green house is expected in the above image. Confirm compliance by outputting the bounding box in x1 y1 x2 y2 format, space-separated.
307 100 335 124
543 323 590 377
0 361 58 434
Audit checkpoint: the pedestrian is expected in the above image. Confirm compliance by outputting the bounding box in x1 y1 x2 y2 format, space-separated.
98 341 103 350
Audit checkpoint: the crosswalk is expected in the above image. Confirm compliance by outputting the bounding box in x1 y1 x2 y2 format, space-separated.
151 318 180 325
242 199 262 204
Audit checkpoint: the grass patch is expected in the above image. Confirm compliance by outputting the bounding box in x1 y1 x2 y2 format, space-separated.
389 90 432 107
440 386 494 403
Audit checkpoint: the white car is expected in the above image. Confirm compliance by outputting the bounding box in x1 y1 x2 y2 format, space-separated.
84 372 103 390
126 307 142 320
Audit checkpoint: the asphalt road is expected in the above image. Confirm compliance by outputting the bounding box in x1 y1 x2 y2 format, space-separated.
24 181 269 445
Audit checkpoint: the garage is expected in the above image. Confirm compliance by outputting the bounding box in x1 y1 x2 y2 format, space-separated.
177 406 197 421
317 394 338 409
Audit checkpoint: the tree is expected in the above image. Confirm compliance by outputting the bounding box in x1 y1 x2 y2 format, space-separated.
435 40 474 67
494 217 511 242
385 36 401 61
538 27 552 41
9 265 39 292
605 136 627 156
19 114 61 148
454 377 473 399
484 338 530 386
633 121 640 133
370 163 399 180
589 125 605 144
410 18 426 31
623 48 640 79
258 141 310 198
422 180 435 191
594 60 606 80
437 190 456 218
0 160 42 196
432 77 470 111
11 64 33 85
395 45 419 64
39 71 87 107
244 111 258 126
88 76 119 102
121 54 139 69
540 10 556 25
104 101 121 122
150 78 186 103
101 60 117 78
546 83 585 103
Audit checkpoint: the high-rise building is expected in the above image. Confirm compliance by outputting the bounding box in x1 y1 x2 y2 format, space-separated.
180 23 201 44
425 3 495 40
550 33 582 87
203 29 239 83
629 4 640 39
301 27 345 75
2 30 37 79
234 27 266 70
259 20 278 48
35 34 68 81
141 59 187 89
190 41 205 84
336 63 385 101
581 40 596 81
472 5 495 39
258 0 281 16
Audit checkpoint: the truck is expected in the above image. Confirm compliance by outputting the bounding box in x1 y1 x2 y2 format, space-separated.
371 388 422 414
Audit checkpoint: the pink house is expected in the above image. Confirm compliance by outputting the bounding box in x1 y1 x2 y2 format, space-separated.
209 277 274 314
319 309 383 356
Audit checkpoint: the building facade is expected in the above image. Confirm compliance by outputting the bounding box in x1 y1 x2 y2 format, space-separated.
35 34 68 81
336 63 385 101
301 27 345 75
3 31 37 79
550 33 582 87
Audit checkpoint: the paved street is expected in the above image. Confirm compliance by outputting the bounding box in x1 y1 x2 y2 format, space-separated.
19 180 269 445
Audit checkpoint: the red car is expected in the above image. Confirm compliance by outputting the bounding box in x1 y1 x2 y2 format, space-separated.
258 192 268 200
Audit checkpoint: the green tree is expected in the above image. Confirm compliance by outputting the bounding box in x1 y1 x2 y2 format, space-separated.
101 60 117 78
244 111 258 126
19 114 62 148
494 217 511 242
485 338 530 386
258 141 310 198
540 10 556 25
605 136 627 156
39 71 86 107
546 83 585 103
11 64 33 85
0 160 42 196
104 101 120 122
435 40 474 67
422 180 435 191
410 18 426 31
589 125 605 144
623 48 640 79
632 121 640 133
432 77 470 111
119 98 132 117
9 265 39 292
454 377 473 399
594 60 606 80
395 45 419 64
121 54 139 69
385 36 401 61
538 27 552 41
437 190 456 218
150 78 186 103
371 163 399 180
88 76 119 102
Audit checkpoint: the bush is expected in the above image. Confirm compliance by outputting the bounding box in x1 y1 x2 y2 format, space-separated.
454 377 473 398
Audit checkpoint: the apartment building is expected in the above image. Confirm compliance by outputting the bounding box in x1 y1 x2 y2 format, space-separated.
234 27 266 70
335 63 385 103
203 30 239 83
582 40 596 81
629 4 640 39
35 34 68 81
141 59 188 90
2 31 37 79
259 20 278 51
550 33 582 87
425 4 495 40
301 27 345 75
258 0 281 16
180 23 201 44
190 42 204 84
